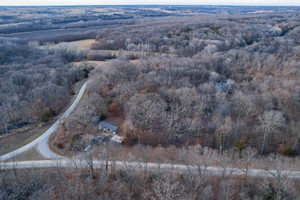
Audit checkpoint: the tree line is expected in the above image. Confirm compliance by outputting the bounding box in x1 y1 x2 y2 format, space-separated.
1 145 300 199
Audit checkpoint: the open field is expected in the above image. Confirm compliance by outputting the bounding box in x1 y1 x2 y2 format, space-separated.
0 122 53 156
73 60 110 67
13 146 46 161
40 39 175 58
0 25 110 42
40 39 95 52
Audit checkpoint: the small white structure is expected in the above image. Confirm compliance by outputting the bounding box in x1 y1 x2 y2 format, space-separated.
111 135 124 144
84 145 92 152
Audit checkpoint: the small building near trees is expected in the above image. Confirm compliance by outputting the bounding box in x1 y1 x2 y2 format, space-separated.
99 121 119 134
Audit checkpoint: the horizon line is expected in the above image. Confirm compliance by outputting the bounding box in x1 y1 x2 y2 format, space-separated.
1 4 300 7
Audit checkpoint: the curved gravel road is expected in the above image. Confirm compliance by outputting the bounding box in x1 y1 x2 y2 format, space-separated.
0 81 88 161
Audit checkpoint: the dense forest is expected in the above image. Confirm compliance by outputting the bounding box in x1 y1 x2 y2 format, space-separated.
58 12 300 155
1 6 299 155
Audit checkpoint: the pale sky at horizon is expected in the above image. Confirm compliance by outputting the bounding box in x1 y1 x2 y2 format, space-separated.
0 0 300 6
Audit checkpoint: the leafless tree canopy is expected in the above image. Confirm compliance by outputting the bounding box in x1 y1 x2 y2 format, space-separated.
0 5 300 199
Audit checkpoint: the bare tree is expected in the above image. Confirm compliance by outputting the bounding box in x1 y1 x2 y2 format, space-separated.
0 105 10 134
215 116 233 153
233 91 257 119
152 172 187 200
240 147 258 185
83 151 96 179
11 156 21 185
258 110 285 154
119 159 138 200
291 122 300 152
0 159 6 199
132 144 152 178
265 155 294 200
218 179 237 200
217 151 237 180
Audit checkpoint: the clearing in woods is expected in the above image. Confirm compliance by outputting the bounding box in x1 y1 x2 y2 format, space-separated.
40 39 95 52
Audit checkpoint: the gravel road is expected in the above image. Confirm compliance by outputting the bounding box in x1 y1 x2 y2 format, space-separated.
1 159 300 179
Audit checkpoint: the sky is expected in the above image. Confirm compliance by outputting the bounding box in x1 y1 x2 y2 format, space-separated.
0 0 300 6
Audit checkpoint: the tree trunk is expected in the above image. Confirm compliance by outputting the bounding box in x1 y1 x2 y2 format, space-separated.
293 137 299 152
106 157 108 172
261 135 266 154
4 122 8 134
243 169 248 185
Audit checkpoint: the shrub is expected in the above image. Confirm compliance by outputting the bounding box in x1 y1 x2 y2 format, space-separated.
70 134 84 151
70 91 75 95
41 108 56 122
109 102 121 116
57 143 64 149
98 113 106 121
234 140 246 155
282 148 295 157
83 69 89 78
127 54 139 60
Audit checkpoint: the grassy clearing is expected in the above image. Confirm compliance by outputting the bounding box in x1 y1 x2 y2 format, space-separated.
73 60 111 69
0 121 53 156
40 38 174 57
13 146 46 161
40 39 95 52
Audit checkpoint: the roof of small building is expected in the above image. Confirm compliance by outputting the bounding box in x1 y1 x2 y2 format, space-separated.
111 135 124 143
99 121 119 132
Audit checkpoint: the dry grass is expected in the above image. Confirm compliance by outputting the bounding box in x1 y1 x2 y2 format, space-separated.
40 38 174 58
73 60 111 69
40 39 95 52
90 49 174 57
13 146 46 161
0 122 53 156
